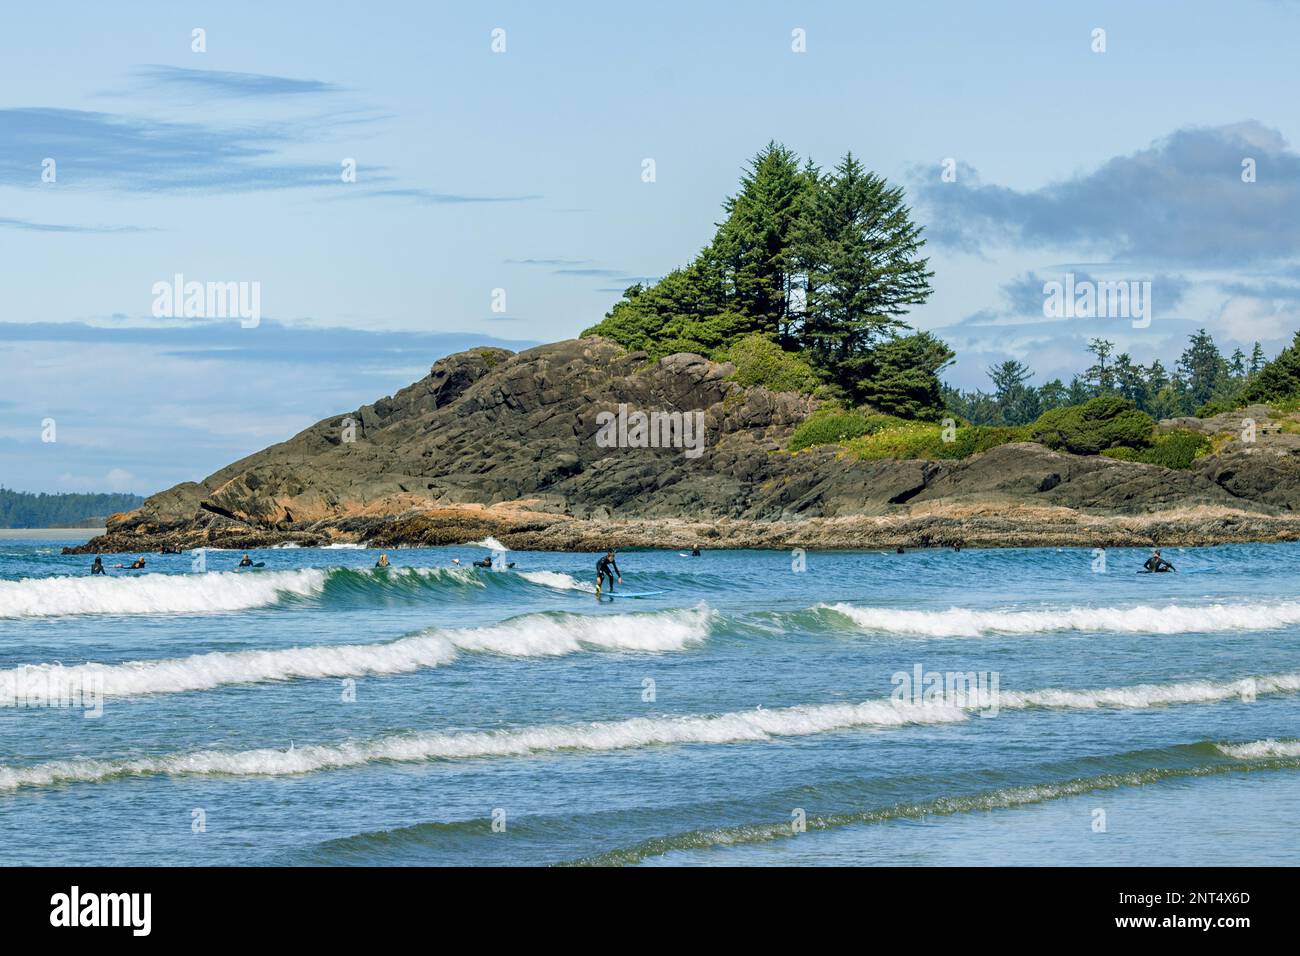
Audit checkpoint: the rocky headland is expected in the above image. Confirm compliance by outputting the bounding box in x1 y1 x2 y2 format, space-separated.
67 337 1300 554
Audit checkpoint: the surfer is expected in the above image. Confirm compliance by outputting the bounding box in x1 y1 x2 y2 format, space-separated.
238 554 254 568
375 553 390 569
596 550 622 595
691 545 701 556
1143 548 1176 573
472 556 514 569
128 556 146 570
90 556 105 575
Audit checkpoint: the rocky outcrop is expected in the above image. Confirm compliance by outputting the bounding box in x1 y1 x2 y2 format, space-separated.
67 337 1300 553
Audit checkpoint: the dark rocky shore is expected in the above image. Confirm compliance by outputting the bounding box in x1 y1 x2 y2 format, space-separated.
67 338 1300 555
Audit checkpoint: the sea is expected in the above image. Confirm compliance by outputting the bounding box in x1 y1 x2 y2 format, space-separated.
1 535 1297 866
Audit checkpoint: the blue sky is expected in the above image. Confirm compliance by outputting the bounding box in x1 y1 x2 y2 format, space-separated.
4 0 1300 494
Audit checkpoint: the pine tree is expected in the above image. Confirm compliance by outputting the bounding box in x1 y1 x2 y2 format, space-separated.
712 142 811 340
793 153 934 396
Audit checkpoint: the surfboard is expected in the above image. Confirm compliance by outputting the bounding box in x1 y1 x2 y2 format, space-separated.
598 589 667 599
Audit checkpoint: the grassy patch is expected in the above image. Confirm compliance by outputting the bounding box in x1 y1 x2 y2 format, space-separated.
789 409 910 452
723 334 821 394
841 422 1029 460
1099 427 1210 469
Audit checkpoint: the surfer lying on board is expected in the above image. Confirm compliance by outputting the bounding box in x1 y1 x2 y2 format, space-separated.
596 550 622 595
1144 549 1176 572
128 556 146 570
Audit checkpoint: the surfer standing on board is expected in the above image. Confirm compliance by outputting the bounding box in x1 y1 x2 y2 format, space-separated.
596 550 622 596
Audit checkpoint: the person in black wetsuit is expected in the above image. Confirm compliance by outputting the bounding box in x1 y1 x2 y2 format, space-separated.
1143 548 1176 573
691 545 701 556
128 556 146 570
596 550 622 595
238 554 254 568
90 556 105 575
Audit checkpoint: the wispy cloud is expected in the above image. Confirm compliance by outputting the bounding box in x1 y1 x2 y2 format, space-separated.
134 65 343 98
0 319 538 366
0 216 152 234
0 107 340 192
504 258 592 266
354 187 542 204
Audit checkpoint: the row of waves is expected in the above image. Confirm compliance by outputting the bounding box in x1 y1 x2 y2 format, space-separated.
8 567 1300 639
9 591 1300 700
1 606 716 698
1 675 1296 793
0 566 597 618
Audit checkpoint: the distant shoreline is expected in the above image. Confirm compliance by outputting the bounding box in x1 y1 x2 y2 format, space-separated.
0 528 105 541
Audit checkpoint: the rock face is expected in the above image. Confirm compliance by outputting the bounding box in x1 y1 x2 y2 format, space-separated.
69 337 1300 553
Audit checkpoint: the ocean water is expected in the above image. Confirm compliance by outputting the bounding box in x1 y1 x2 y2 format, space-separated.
0 538 1297 867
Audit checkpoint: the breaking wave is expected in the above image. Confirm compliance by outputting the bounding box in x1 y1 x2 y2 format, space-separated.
822 600 1300 637
0 564 605 618
0 569 327 618
0 606 716 699
3 672 1296 792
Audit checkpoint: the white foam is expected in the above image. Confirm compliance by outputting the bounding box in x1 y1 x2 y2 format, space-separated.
824 600 1300 637
0 569 327 618
0 698 966 792
322 542 365 549
5 671 1297 792
468 536 509 551
0 606 715 699
1216 738 1300 759
517 570 595 593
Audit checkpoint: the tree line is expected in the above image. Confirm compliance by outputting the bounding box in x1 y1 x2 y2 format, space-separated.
944 331 1270 426
587 141 1300 425
0 489 143 528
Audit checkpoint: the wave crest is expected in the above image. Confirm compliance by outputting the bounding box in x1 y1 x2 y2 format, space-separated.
823 600 1300 637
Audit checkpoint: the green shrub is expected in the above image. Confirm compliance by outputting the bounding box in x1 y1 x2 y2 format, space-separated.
724 334 821 394
789 409 908 451
1030 395 1155 455
842 423 1029 460
1099 428 1210 469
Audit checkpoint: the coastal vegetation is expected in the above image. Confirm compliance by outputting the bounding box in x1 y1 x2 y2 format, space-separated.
586 141 1300 468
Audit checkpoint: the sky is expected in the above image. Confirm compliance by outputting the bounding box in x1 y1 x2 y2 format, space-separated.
4 0 1300 495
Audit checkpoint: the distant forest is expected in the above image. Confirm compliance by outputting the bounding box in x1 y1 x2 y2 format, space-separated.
0 489 144 528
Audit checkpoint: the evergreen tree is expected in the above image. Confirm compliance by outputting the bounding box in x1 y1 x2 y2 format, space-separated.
1084 339 1116 394
855 331 953 419
713 142 812 341
1178 328 1229 408
793 153 934 396
1249 341 1266 377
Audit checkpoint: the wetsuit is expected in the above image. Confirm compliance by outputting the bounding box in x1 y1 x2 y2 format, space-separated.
238 557 253 567
91 559 105 575
691 546 701 556
596 554 620 592
1143 555 1175 572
